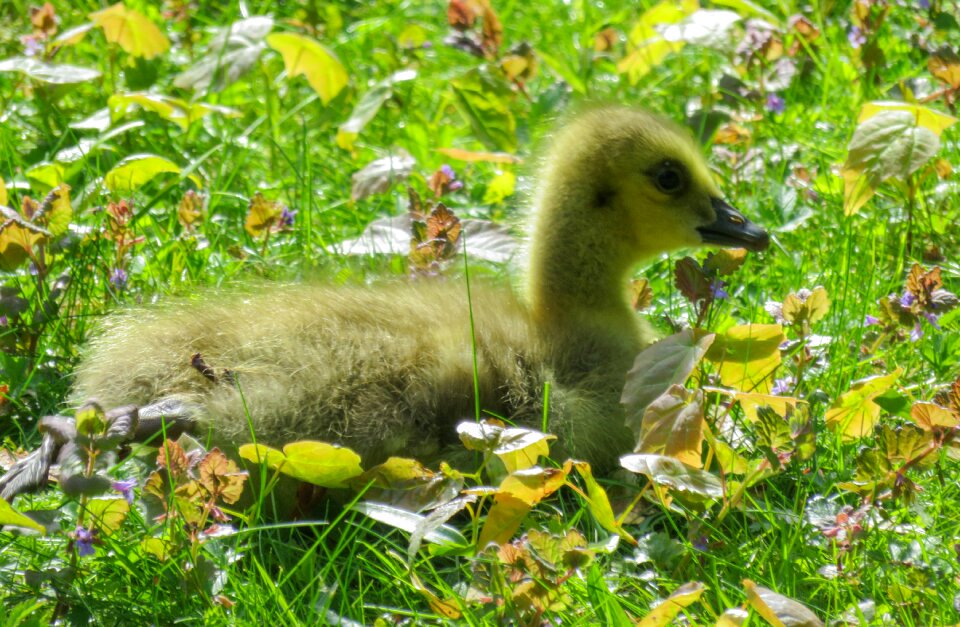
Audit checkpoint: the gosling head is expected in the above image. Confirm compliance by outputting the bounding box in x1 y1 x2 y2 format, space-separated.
542 106 769 260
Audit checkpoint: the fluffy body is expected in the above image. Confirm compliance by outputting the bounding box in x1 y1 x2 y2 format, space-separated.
68 105 767 473
72 282 635 470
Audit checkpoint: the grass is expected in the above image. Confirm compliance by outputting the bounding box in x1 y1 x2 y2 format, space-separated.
1 0 959 624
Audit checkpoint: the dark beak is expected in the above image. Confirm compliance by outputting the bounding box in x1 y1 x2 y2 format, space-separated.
697 198 769 252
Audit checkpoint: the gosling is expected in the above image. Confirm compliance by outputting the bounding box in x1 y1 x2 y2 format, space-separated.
3 106 768 499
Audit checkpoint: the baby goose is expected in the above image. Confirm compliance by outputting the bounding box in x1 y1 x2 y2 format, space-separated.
1 106 767 499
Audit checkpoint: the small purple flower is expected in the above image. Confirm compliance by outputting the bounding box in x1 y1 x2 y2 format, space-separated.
280 206 297 228
711 279 729 300
848 26 866 48
765 301 786 324
900 291 916 308
109 268 128 290
765 94 786 115
75 527 95 557
772 377 795 396
112 478 137 504
21 35 44 58
918 0 930 9
910 322 923 342
439 164 464 192
863 314 880 326
0 315 7 326
924 312 941 330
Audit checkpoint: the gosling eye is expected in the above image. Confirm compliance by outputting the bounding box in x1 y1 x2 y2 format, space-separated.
651 161 686 195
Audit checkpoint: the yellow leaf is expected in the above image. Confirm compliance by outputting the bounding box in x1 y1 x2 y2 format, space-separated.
737 393 803 423
105 154 181 193
0 223 42 271
267 32 348 104
478 465 568 546
635 385 705 468
244 192 283 237
842 167 875 216
858 101 958 136
824 369 901 441
706 324 785 393
46 183 72 237
238 440 363 488
85 497 130 534
909 402 959 430
743 579 824 627
494 427 554 473
435 147 521 164
0 498 46 533
571 462 636 544
90 3 170 59
0 177 6 207
636 582 705 627
482 170 515 204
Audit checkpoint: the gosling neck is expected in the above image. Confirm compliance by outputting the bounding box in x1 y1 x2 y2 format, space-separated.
526 187 642 358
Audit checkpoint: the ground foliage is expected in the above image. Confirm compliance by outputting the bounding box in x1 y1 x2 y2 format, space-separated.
0 0 959 624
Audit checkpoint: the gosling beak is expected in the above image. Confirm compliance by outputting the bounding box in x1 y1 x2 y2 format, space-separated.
697 198 770 252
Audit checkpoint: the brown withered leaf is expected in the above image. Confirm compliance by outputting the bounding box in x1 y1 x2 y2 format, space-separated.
157 439 190 478
177 190 203 229
929 46 960 89
905 263 941 308
426 203 461 246
631 278 653 311
31 2 59 37
934 158 953 178
951 376 960 417
714 123 751 145
198 448 247 504
594 27 617 52
674 257 712 303
447 0 478 31
478 0 502 56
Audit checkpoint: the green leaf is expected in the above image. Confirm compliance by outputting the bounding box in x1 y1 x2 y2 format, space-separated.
267 32 348 104
25 162 65 188
109 92 238 130
620 454 723 499
174 16 273 92
337 69 416 150
842 103 958 215
621 329 715 436
0 57 101 84
450 69 517 152
238 440 363 488
616 1 695 84
104 154 182 192
0 499 46 533
352 502 468 547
